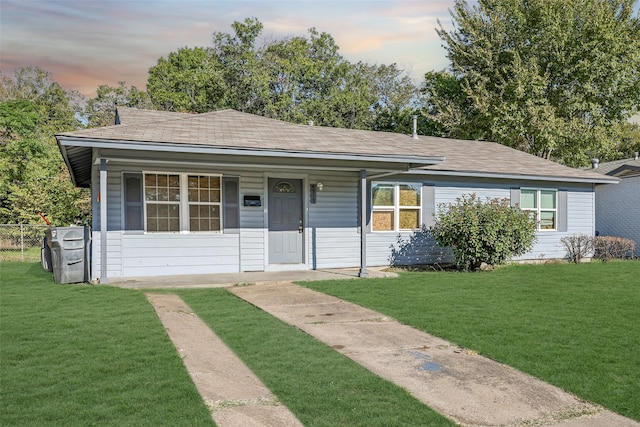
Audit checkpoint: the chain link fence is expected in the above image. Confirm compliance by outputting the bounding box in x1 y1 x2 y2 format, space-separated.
0 224 49 262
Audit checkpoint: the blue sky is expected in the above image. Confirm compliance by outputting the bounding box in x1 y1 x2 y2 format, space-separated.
1 0 454 97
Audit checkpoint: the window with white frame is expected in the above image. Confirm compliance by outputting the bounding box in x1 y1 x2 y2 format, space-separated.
145 173 181 232
141 173 222 233
187 175 221 232
371 182 421 232
520 188 557 230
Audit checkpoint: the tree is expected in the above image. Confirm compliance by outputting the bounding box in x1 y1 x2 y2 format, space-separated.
427 0 640 167
367 63 424 133
146 18 421 131
431 194 537 271
0 67 89 225
261 29 383 129
1 66 81 134
212 17 271 114
85 82 153 127
604 121 640 160
147 47 227 113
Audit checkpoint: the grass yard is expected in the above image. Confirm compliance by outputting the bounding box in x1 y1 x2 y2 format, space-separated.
3 261 638 425
2 262 453 427
0 246 41 262
0 262 213 426
303 261 640 422
176 289 454 427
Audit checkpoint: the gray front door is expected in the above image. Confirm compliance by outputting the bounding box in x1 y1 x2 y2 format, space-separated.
268 178 303 264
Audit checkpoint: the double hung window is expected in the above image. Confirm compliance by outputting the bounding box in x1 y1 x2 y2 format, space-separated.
145 174 181 232
125 172 236 233
187 175 221 232
371 182 421 232
520 189 557 230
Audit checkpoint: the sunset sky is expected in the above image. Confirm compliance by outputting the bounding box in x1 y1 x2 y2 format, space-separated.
1 0 456 98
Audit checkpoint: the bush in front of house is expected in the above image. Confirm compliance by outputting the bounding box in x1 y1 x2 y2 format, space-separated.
431 193 537 271
560 234 594 263
594 236 636 261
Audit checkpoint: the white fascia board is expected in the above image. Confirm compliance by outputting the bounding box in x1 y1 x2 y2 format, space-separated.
58 137 445 166
97 156 407 173
411 168 619 185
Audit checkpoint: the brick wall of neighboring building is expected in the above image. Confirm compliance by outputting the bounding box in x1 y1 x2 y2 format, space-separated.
595 176 640 256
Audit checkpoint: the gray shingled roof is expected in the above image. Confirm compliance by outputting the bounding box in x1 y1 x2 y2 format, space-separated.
116 106 194 125
588 156 640 178
57 107 616 185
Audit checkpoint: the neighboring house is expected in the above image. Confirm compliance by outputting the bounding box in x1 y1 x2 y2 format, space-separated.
55 107 616 282
589 154 640 256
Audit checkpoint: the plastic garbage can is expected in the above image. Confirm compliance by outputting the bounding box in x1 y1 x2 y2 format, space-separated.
41 235 53 272
46 226 88 284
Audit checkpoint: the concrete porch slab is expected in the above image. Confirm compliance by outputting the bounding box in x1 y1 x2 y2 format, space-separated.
109 267 395 289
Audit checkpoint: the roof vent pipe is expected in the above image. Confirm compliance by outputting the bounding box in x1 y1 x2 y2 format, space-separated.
590 158 599 169
634 152 639 160
412 115 419 140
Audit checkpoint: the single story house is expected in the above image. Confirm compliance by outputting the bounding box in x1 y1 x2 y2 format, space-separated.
589 154 640 256
56 107 617 283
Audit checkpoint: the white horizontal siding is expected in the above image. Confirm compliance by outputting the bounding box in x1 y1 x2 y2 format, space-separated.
92 232 240 278
120 233 239 277
312 228 360 268
91 231 122 280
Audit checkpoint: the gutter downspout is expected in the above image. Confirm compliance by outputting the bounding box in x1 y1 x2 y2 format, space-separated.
100 158 109 284
359 169 368 278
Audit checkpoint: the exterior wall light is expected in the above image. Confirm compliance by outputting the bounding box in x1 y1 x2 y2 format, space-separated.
316 182 324 192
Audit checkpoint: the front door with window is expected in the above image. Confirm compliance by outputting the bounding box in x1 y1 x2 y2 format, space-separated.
268 178 303 264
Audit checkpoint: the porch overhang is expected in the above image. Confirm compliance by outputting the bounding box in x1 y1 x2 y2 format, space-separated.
56 136 446 187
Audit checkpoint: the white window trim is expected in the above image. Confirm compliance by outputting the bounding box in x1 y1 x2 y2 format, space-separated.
371 181 422 232
521 188 558 231
143 171 223 233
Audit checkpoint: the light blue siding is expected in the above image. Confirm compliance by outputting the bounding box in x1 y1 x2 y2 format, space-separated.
90 155 598 279
365 180 596 266
238 172 266 271
308 172 361 268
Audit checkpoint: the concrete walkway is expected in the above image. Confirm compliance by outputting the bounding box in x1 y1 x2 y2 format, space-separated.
229 282 639 427
147 293 303 427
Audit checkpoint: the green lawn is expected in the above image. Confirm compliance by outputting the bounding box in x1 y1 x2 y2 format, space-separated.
303 261 640 421
0 263 214 426
176 289 453 427
1 263 452 427
3 261 638 425
0 246 41 262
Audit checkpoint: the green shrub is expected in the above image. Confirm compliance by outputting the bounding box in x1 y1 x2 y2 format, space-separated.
431 193 537 271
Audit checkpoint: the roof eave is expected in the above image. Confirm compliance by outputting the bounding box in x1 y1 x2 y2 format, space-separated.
56 136 445 167
411 168 619 185
57 141 81 187
606 165 640 177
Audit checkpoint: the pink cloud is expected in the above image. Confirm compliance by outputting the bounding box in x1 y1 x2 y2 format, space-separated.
2 0 455 97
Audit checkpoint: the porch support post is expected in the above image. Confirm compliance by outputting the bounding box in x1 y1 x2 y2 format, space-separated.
99 158 108 284
359 169 368 278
